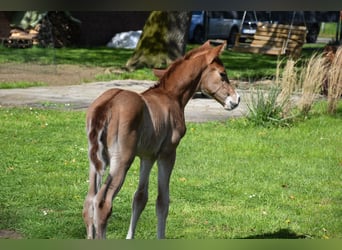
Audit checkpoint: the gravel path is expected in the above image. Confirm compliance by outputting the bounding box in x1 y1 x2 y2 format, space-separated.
0 80 248 122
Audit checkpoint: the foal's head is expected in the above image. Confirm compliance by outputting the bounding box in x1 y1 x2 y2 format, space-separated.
199 54 240 110
154 41 240 110
193 41 240 110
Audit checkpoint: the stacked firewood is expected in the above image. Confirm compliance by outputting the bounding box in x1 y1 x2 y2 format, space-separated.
4 12 80 48
4 27 38 48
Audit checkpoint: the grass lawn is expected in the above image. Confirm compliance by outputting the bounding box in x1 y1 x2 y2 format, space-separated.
0 43 327 84
0 81 47 89
319 22 338 38
0 102 341 239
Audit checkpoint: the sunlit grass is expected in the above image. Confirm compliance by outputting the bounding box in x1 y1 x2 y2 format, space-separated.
0 103 341 239
0 81 47 89
0 43 326 82
319 22 337 38
95 68 157 81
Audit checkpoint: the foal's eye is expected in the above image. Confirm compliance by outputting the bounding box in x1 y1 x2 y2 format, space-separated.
220 72 226 77
219 72 227 80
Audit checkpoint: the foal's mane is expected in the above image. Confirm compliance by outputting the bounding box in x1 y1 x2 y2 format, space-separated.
149 57 185 89
148 42 215 90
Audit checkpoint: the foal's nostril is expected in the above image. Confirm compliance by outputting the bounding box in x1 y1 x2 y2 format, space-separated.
230 101 238 109
238 96 241 103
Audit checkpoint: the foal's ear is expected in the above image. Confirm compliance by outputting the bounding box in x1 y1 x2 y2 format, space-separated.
217 41 227 53
201 40 212 49
153 68 167 79
205 42 226 64
185 40 212 60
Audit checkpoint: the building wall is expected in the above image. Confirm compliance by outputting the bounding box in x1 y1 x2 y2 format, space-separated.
71 11 149 46
0 12 11 38
0 11 149 46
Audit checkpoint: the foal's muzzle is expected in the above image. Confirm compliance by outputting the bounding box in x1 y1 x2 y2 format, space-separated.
224 93 240 110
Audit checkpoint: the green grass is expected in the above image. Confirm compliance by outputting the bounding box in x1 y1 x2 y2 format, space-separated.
0 43 326 83
0 81 47 89
95 69 157 81
246 86 289 127
0 46 130 67
319 22 337 38
0 102 341 239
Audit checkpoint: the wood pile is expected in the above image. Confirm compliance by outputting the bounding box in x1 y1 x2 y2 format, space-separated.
1 12 80 48
3 27 39 48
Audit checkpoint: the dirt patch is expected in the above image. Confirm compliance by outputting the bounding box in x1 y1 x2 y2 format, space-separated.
0 63 105 86
0 63 256 89
0 229 23 239
0 63 250 122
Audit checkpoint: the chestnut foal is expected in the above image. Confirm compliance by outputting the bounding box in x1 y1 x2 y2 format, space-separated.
82 41 240 239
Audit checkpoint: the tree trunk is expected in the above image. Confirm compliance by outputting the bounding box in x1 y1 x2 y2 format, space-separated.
125 11 191 70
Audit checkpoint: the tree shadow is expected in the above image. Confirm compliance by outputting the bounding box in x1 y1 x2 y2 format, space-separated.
240 228 308 239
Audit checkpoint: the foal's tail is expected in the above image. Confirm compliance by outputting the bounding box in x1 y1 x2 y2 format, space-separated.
86 89 123 174
87 117 109 174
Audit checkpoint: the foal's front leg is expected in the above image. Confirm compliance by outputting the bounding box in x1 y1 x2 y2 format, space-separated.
156 151 176 239
126 158 155 239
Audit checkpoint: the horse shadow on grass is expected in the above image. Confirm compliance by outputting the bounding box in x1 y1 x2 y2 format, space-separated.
239 228 308 239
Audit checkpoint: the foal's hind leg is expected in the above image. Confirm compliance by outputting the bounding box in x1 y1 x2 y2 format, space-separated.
92 150 135 239
83 166 102 239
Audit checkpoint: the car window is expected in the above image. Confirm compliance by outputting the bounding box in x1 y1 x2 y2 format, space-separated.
192 11 202 15
222 11 238 19
210 12 223 19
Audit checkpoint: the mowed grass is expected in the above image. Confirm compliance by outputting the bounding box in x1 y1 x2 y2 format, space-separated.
0 81 47 89
0 103 341 239
319 22 337 38
0 43 326 83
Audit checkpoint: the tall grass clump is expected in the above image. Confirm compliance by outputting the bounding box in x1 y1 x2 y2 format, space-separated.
298 53 327 115
246 58 300 127
276 58 300 114
246 86 289 127
327 46 342 114
247 51 332 127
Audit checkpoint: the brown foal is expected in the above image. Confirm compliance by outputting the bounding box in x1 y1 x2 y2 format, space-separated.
82 41 240 239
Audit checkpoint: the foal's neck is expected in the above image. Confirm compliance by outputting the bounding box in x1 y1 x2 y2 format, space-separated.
161 77 200 109
149 55 207 109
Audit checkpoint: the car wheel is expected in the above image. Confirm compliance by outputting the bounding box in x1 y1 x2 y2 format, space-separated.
193 26 205 44
306 24 319 43
227 27 238 47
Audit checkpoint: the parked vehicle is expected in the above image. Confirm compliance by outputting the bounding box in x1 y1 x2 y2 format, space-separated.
188 11 256 46
189 11 340 45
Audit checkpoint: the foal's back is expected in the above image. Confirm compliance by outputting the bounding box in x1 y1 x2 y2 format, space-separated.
86 87 184 167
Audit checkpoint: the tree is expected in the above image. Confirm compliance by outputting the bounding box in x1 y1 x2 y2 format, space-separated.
125 11 191 70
